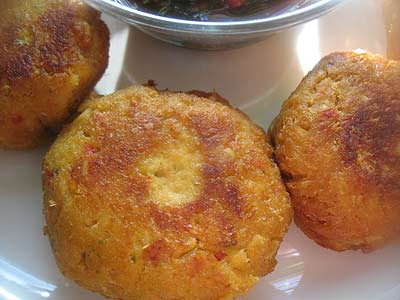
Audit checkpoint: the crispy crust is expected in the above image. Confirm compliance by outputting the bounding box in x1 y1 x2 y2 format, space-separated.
0 0 109 149
270 51 400 252
43 85 292 300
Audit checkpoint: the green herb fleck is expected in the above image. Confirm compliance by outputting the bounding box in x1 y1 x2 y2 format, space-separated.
15 39 27 46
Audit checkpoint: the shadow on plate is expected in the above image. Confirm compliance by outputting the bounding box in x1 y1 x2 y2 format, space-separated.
115 25 306 127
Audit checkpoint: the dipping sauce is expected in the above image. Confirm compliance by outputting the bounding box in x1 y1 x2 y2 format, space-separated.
128 0 278 21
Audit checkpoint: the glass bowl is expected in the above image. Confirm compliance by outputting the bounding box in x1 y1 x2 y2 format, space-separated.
84 0 346 50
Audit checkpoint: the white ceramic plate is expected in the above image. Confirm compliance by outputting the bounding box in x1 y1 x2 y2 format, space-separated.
0 0 399 299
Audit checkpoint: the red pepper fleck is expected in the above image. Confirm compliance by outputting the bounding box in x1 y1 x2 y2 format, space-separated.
93 112 106 124
321 108 337 118
11 115 23 124
227 0 245 8
143 239 167 264
214 251 227 261
85 144 98 156
43 168 54 185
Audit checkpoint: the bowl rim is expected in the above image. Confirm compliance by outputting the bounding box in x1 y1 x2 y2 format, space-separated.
85 0 346 34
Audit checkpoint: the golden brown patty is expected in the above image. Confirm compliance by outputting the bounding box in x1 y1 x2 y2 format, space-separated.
43 85 292 300
270 51 400 252
0 0 109 149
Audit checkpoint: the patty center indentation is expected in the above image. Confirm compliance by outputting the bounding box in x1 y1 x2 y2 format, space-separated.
137 124 203 207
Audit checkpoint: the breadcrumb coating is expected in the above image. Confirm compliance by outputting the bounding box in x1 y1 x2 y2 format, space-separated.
270 51 400 252
43 85 292 300
0 0 109 148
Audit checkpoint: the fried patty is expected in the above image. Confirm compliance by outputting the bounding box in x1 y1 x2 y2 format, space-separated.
43 85 292 300
0 0 109 149
270 51 400 252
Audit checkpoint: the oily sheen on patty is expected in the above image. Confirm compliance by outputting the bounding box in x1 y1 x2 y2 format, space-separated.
0 0 109 148
43 85 292 300
270 51 400 252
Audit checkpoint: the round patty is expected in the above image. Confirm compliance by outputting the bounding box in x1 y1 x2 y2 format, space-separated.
270 51 400 252
43 85 292 300
0 0 109 149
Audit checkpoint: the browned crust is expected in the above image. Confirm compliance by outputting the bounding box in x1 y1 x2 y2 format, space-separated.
0 0 109 149
270 51 400 252
43 85 292 300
